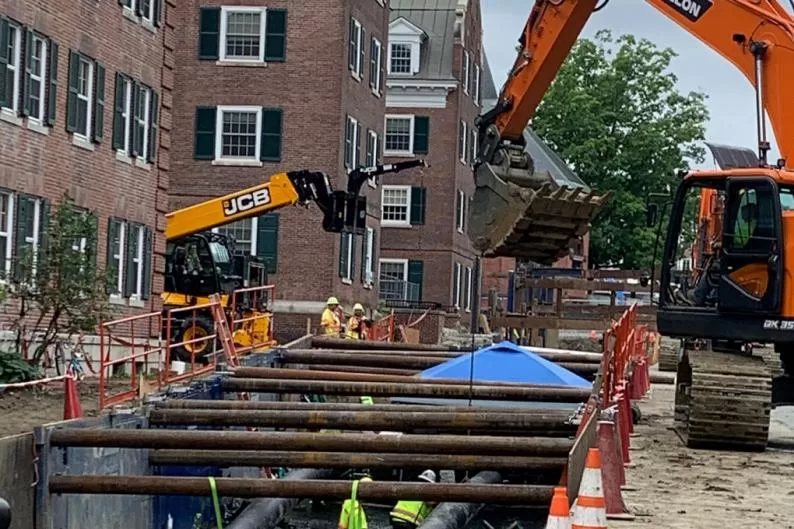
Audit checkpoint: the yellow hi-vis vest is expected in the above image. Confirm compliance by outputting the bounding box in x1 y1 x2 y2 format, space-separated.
338 480 368 529
360 396 374 405
390 500 432 526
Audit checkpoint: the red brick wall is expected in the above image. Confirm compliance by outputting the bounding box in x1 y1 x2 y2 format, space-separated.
170 0 390 315
0 0 169 329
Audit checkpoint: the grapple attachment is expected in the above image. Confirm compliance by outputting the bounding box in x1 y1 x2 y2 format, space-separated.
469 160 609 264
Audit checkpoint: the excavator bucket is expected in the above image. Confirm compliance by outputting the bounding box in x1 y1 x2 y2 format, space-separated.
469 161 609 264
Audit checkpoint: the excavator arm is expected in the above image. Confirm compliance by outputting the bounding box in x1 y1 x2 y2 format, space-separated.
469 0 794 264
165 159 427 241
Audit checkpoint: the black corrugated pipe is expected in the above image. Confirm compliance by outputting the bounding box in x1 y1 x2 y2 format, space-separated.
418 471 503 529
225 468 337 529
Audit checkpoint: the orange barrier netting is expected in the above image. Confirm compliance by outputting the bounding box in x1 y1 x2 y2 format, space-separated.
229 284 277 355
369 313 395 342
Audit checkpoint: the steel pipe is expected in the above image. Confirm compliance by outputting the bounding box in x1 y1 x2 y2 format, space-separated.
292 349 461 358
283 364 420 376
155 400 535 413
420 471 502 529
149 450 567 470
49 429 575 456
221 378 592 402
148 409 577 433
233 367 592 387
48 476 554 504
310 337 465 352
226 468 336 529
280 351 443 369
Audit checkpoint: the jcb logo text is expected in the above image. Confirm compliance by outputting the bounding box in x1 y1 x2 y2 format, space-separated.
223 188 272 217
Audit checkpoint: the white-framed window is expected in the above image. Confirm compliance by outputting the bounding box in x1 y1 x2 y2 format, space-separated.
456 190 466 232
345 116 360 169
470 127 477 166
474 63 481 105
366 130 379 188
349 17 363 78
129 224 145 300
384 115 414 156
109 220 126 298
462 51 470 94
220 7 268 63
389 42 412 75
459 121 467 164
26 34 48 122
215 105 262 162
464 266 472 312
0 192 14 280
379 258 408 300
370 37 383 93
381 185 411 227
134 85 152 160
74 56 94 139
214 217 255 255
341 232 353 281
363 226 375 287
117 77 133 155
1 22 22 115
452 262 462 308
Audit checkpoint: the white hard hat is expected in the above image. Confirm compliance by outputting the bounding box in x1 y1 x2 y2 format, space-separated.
418 470 436 483
353 303 364 312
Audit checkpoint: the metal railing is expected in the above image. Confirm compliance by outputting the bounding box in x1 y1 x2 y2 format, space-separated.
229 284 277 355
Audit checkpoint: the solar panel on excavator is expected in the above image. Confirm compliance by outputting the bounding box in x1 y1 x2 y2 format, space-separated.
705 142 759 170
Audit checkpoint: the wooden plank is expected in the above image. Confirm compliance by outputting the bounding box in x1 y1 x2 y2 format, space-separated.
0 433 35 529
491 315 657 331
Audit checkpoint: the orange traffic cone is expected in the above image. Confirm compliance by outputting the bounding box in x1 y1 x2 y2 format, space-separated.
545 487 571 529
571 448 607 529
63 375 83 420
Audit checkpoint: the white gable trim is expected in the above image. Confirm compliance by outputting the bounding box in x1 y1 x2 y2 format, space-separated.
389 17 427 39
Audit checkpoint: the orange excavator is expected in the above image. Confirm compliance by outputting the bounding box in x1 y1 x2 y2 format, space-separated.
471 0 794 450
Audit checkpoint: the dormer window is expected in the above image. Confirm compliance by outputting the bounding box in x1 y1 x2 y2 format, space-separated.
387 17 426 76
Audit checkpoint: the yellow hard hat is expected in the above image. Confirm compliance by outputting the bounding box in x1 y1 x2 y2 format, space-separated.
327 296 339 305
353 303 364 312
359 476 373 483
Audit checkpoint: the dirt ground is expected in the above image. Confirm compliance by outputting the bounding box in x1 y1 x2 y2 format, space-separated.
0 378 127 437
614 382 794 529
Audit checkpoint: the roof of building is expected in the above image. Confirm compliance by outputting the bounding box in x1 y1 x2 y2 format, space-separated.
480 49 499 103
389 0 459 80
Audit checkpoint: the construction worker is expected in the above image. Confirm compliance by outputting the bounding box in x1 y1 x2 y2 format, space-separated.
389 470 437 529
322 297 343 336
338 476 372 529
346 303 369 340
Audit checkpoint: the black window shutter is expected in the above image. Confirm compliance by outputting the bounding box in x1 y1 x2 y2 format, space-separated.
0 19 9 108
458 121 464 159
348 18 356 71
130 83 141 156
22 30 33 116
370 229 377 280
135 0 143 16
260 108 282 162
338 232 349 278
142 227 153 300
407 260 423 302
344 117 352 168
106 217 120 295
413 116 429 154
354 122 362 169
350 234 356 282
194 106 216 159
86 212 99 271
92 62 105 143
379 42 385 95
198 8 221 60
148 90 159 163
456 190 462 229
452 264 460 305
409 186 426 225
256 214 279 274
264 9 287 61
369 38 376 88
124 224 137 298
37 199 50 266
66 51 79 132
153 0 163 27
112 73 125 150
46 39 58 126
360 228 367 282
13 196 32 280
359 26 365 77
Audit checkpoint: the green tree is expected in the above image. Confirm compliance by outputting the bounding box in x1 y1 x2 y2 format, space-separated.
531 30 709 268
4 193 117 368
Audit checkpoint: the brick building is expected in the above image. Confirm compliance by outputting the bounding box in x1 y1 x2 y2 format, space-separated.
378 0 484 315
0 0 172 321
169 0 391 338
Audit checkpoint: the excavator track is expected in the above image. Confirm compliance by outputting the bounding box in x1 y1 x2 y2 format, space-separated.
681 349 772 451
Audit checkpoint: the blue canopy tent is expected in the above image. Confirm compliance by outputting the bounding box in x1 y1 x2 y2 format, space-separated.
390 341 591 410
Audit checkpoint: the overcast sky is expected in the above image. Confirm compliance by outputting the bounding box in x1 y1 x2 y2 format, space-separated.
480 0 791 168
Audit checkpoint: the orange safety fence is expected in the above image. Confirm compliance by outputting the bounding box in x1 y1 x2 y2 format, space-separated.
229 284 277 355
99 311 166 409
161 302 222 386
369 312 395 342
